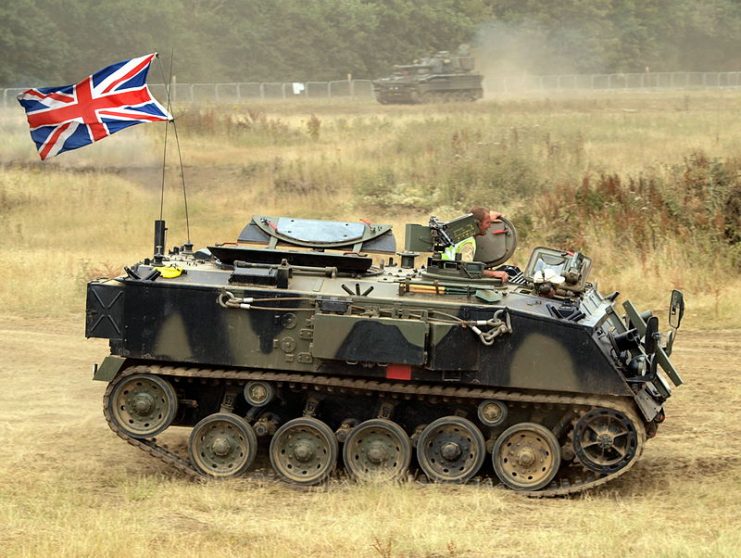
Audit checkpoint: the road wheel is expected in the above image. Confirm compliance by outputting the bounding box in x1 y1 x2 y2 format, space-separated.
189 413 258 478
416 416 486 483
108 373 177 438
343 419 412 481
270 417 338 485
492 422 561 491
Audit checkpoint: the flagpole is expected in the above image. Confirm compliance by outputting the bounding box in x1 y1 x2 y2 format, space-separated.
157 53 170 224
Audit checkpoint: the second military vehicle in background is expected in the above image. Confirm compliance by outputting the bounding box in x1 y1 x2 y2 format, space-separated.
373 51 484 104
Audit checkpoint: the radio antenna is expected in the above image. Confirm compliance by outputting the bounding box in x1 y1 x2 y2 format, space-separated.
170 92 191 247
156 51 192 249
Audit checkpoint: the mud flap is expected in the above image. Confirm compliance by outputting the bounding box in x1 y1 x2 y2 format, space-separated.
93 355 129 381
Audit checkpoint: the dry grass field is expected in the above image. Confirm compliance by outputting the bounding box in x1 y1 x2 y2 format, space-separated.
1 91 740 556
0 317 738 557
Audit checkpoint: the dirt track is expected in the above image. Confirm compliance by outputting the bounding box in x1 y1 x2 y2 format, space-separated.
1 316 739 557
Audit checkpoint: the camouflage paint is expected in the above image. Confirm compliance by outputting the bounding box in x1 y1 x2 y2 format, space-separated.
87 277 632 396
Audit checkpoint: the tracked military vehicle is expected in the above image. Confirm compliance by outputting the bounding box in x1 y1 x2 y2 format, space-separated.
373 51 484 104
87 214 684 495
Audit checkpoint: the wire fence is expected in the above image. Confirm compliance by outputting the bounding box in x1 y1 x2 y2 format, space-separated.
4 71 741 106
486 71 741 93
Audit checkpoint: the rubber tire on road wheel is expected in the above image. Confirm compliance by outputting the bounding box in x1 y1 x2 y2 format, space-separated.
416 416 486 483
343 419 412 481
188 412 258 479
108 373 178 438
492 422 561 491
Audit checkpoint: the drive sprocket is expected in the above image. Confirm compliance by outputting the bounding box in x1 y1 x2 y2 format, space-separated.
573 408 639 474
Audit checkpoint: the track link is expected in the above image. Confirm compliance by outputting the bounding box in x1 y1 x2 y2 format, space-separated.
103 364 646 496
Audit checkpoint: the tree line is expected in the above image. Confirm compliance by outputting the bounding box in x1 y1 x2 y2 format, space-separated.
2 0 739 87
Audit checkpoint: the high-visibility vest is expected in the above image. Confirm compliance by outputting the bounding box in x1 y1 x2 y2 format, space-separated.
441 236 476 262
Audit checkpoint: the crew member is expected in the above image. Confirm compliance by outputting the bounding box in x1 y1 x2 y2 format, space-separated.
443 206 509 282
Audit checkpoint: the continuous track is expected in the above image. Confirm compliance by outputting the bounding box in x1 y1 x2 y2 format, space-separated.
103 364 646 497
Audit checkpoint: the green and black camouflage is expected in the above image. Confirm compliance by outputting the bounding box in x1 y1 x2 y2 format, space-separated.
86 214 684 494
372 51 484 104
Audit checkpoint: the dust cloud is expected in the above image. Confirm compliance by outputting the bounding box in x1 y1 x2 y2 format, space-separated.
472 21 607 96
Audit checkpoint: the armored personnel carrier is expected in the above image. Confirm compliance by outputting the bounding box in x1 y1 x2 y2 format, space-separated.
372 51 484 104
87 214 684 495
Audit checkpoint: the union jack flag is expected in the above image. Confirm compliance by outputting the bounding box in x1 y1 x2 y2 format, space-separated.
17 53 172 160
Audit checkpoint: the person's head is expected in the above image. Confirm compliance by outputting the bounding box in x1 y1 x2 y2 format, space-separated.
469 206 491 235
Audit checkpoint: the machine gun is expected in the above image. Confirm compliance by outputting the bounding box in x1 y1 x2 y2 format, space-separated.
405 213 477 255
402 213 485 278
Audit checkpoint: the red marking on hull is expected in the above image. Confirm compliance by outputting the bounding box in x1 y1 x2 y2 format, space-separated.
386 364 412 380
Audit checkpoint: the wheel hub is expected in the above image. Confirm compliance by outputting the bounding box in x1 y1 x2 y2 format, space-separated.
441 442 462 461
366 441 388 464
249 384 266 402
516 447 536 468
211 436 231 457
132 393 154 415
482 403 501 422
293 441 315 462
597 432 614 450
478 400 508 427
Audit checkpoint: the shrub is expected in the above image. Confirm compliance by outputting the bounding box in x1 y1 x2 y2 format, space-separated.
535 151 740 267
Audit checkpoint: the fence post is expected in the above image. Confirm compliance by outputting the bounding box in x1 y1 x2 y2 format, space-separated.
236 83 241 101
3 88 7 108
